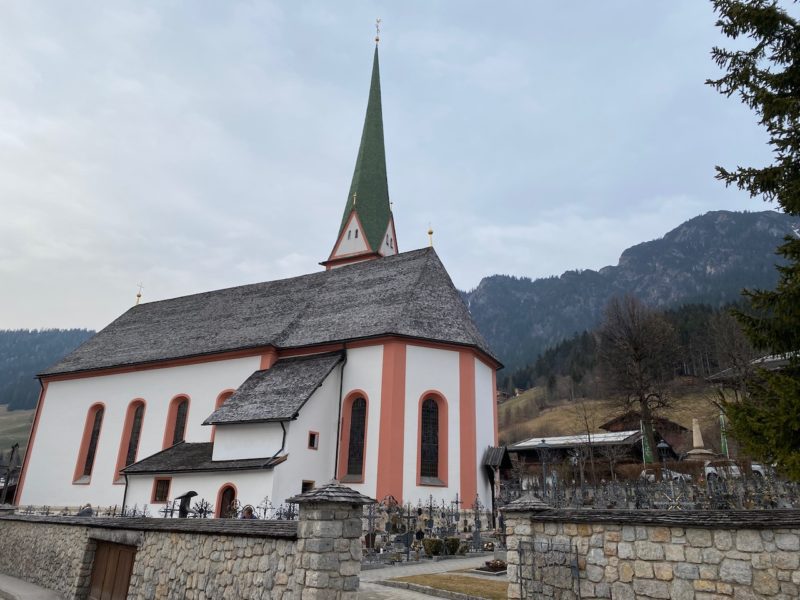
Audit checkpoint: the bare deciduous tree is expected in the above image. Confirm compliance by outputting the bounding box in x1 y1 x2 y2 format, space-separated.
598 295 679 463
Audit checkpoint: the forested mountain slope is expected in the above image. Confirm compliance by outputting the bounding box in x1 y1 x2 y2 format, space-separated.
464 210 797 372
0 329 94 410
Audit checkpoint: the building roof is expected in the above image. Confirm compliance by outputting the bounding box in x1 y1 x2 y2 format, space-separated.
122 442 287 475
482 446 511 468
41 248 497 377
511 430 642 450
204 353 344 425
337 46 392 254
287 480 375 505
600 412 689 433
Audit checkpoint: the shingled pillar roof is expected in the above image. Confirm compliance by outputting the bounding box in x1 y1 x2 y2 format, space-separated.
337 46 392 253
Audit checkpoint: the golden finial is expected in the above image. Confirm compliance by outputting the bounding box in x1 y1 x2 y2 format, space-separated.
427 225 434 247
375 18 381 44
135 283 144 306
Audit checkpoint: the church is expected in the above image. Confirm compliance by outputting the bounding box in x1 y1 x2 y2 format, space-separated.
15 42 500 516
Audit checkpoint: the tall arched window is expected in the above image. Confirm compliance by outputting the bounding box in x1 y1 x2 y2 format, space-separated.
211 390 234 443
337 392 369 483
163 395 191 449
347 398 367 477
114 399 146 483
417 393 448 486
73 403 105 483
420 399 439 478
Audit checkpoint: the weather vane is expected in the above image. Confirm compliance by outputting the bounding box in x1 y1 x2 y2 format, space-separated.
375 18 381 44
135 283 144 306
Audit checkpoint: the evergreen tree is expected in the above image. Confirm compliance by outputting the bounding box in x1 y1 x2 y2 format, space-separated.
708 0 800 478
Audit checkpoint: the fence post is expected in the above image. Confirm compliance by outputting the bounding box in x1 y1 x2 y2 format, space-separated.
501 493 550 600
288 481 375 600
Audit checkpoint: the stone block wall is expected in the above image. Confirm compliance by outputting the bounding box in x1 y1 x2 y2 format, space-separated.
0 486 371 600
504 506 800 600
0 518 95 597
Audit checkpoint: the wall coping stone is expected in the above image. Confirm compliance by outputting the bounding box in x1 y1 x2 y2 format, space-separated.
0 514 297 538
507 508 800 529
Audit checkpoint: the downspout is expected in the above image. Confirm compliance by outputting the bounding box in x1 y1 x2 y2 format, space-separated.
121 473 129 513
271 422 287 459
333 347 348 479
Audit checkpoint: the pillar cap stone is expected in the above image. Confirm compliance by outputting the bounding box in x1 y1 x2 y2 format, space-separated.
287 480 376 505
501 493 550 512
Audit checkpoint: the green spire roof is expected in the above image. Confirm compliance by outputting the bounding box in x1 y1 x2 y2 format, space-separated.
338 46 392 252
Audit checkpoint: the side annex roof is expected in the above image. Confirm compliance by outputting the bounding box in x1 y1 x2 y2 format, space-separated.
42 248 499 376
204 353 344 425
122 442 287 475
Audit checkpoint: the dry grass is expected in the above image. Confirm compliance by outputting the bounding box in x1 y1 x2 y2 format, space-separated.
392 573 508 600
499 385 723 446
0 405 34 457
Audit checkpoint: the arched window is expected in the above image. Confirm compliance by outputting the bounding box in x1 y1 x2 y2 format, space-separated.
417 393 448 486
216 484 237 518
347 398 367 477
420 399 439 478
354 229 359 238
114 399 146 483
338 392 369 483
73 403 105 483
211 390 234 443
163 395 190 449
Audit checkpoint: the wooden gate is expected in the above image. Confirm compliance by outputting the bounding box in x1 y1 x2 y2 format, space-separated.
88 541 136 600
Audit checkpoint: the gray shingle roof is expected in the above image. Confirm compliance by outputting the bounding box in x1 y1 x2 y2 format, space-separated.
204 353 344 425
42 248 498 376
122 442 286 474
287 480 375 505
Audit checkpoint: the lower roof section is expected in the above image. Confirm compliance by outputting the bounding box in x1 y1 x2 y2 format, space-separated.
204 352 344 425
123 442 286 475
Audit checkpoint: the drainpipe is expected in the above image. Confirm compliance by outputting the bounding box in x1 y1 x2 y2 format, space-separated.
121 472 129 513
269 421 288 460
333 348 348 479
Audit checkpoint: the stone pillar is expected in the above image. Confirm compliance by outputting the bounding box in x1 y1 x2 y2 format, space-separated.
501 494 550 600
288 481 375 600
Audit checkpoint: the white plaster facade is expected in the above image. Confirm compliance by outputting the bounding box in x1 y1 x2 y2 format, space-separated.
20 341 497 512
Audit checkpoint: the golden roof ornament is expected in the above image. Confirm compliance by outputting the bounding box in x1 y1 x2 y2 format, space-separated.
375 18 381 44
135 283 144 306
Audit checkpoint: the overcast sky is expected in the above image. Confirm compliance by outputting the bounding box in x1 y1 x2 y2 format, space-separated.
0 2 775 330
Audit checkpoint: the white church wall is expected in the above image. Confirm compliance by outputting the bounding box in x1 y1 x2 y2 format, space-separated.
332 213 369 257
212 423 284 461
20 355 261 508
403 344 460 504
336 345 383 498
271 365 342 504
125 470 274 515
378 221 397 256
474 358 496 505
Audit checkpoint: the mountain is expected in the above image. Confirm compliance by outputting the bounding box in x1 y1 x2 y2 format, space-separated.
464 210 798 372
0 329 94 410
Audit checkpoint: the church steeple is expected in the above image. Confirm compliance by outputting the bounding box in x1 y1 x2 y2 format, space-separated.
323 42 398 269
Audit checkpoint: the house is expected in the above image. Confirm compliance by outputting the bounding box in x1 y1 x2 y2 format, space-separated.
15 43 500 515
599 412 690 454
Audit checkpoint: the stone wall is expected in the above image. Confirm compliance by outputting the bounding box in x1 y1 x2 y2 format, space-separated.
0 483 372 599
0 518 96 598
504 501 800 600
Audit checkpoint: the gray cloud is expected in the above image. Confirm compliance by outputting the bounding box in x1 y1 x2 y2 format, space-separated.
0 1 771 329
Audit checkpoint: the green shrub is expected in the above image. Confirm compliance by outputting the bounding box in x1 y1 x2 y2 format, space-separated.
444 537 460 555
422 538 444 556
